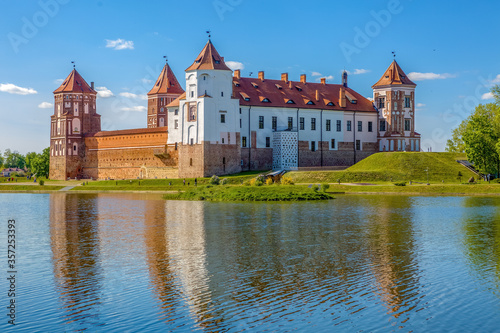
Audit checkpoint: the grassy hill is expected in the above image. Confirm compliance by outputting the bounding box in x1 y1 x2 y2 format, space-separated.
288 152 478 183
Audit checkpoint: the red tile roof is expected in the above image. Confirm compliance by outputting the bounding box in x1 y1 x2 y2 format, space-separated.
148 63 185 95
186 40 232 71
87 127 168 137
372 60 416 88
166 92 186 107
233 77 376 112
53 69 96 94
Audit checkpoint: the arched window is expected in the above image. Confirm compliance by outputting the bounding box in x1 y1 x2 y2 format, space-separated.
73 118 81 133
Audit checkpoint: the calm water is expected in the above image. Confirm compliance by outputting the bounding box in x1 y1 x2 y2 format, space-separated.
1 193 500 332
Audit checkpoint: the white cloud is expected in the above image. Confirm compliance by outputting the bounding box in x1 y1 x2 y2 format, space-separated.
311 72 322 77
105 38 134 50
141 78 153 84
38 102 53 109
407 72 456 81
0 83 37 95
315 75 334 82
119 92 147 100
54 79 64 84
121 106 146 112
352 69 370 75
226 61 244 71
491 74 500 84
416 103 426 108
482 92 494 100
96 86 114 98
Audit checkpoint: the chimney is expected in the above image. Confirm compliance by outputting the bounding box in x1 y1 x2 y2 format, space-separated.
91 82 95 90
281 73 288 82
342 71 348 87
289 80 293 89
258 71 265 81
339 87 346 108
300 74 306 84
321 78 326 85
234 69 241 79
315 89 320 102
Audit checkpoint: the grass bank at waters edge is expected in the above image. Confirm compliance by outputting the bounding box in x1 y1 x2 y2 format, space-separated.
288 152 478 184
327 183 500 195
0 185 65 192
163 185 334 201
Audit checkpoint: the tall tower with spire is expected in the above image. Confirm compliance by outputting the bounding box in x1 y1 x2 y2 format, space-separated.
372 60 420 152
49 69 100 179
147 61 184 128
167 39 241 177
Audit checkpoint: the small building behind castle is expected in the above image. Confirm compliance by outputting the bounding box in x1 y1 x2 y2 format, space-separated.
49 39 420 180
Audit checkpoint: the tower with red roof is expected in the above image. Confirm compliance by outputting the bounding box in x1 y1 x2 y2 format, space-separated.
373 60 420 152
49 69 101 179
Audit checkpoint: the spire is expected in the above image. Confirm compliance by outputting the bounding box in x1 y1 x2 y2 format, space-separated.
185 40 231 71
372 60 416 88
53 69 96 94
148 63 185 95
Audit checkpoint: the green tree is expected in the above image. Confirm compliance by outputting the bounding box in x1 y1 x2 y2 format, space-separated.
25 151 38 173
31 148 50 178
446 119 468 153
0 153 4 169
3 149 26 169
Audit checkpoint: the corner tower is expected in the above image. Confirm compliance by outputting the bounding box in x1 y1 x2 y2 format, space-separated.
167 39 240 177
147 61 184 128
372 61 420 152
49 69 100 180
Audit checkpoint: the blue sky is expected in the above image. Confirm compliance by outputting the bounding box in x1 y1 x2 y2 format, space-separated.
1 0 499 154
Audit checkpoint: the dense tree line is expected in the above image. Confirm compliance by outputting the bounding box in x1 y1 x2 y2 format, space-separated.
1 148 50 178
446 85 500 175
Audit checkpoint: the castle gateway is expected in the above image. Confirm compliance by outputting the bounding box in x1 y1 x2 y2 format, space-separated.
49 40 420 180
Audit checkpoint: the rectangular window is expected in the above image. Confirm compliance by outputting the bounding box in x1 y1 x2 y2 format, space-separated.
336 120 341 132
394 101 397 110
326 119 331 131
380 120 386 131
356 140 361 151
378 97 385 109
221 91 224 97
239 108 242 114
405 119 411 131
266 137 270 148
174 109 178 115
311 141 316 151
331 139 335 149
259 116 264 129
174 119 178 129
299 117 304 130
405 96 411 108
347 120 352 131
358 121 362 132
242 136 247 147
288 117 293 130
311 118 316 130
272 116 277 130
220 114 226 123
368 121 373 132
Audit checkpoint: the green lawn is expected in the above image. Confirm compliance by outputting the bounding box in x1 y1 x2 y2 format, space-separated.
163 185 333 201
325 183 500 195
288 152 478 184
0 185 65 191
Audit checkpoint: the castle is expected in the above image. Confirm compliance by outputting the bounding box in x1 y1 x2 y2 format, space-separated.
49 39 420 180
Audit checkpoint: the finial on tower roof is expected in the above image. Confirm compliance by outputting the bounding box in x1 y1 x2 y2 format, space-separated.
71 61 75 69
392 51 396 59
164 55 168 63
206 30 211 39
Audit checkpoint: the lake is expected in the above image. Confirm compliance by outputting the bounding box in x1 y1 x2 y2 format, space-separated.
1 193 500 332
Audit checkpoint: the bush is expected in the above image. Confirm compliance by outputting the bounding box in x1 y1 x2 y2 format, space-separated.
221 178 228 185
39 180 45 186
312 185 320 192
250 175 265 186
281 176 294 185
210 175 220 185
321 183 330 192
394 182 406 186
265 178 274 185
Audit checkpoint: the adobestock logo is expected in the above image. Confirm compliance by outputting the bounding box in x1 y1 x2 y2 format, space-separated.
339 0 409 63
7 0 71 54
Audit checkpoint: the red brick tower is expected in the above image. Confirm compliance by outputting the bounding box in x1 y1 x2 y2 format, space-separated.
49 69 100 179
147 61 184 128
